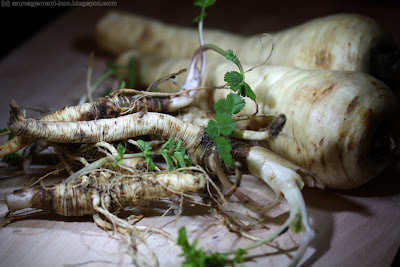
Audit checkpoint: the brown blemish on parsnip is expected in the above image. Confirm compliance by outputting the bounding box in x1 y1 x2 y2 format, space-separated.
315 49 333 69
139 24 154 43
346 96 359 114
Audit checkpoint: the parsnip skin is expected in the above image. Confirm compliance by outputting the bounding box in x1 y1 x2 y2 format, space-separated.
124 54 400 189
96 12 399 88
6 172 207 216
0 94 183 158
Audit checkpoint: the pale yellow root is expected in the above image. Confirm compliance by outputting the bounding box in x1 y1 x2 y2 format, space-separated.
96 11 399 83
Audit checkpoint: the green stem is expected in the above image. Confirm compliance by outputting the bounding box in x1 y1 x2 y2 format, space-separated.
64 152 144 182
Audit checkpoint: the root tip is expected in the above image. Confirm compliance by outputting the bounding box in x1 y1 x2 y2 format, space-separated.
8 100 25 125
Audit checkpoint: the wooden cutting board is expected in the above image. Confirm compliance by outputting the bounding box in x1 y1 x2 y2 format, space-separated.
1 1 399 266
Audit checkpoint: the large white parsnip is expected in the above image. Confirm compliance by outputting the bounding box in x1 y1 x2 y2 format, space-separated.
118 53 400 189
96 11 399 88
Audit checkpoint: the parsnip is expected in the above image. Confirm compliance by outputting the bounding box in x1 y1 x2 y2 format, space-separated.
96 11 399 87
118 53 400 189
6 171 206 216
0 93 193 158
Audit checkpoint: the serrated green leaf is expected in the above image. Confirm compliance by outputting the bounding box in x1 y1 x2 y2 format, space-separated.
194 0 216 8
225 49 238 63
117 143 126 157
161 138 175 152
214 94 244 115
160 138 175 170
214 136 235 168
193 13 207 22
224 71 243 92
233 248 247 264
206 120 220 140
215 113 236 136
213 98 228 114
173 140 192 168
137 140 151 152
239 82 256 100
137 140 155 170
226 93 245 114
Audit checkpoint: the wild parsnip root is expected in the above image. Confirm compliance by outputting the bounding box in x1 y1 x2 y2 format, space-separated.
0 92 194 158
6 171 207 215
121 54 400 189
7 103 316 265
96 11 400 88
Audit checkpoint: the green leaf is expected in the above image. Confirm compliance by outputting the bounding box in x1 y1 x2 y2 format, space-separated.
206 120 220 140
119 80 126 89
215 113 235 136
225 49 238 63
224 71 243 92
214 94 245 115
117 143 126 158
0 128 8 133
233 249 247 264
193 13 207 22
239 82 256 100
161 138 175 171
137 140 156 171
177 226 227 267
173 140 192 168
194 0 216 8
2 151 22 164
214 136 235 168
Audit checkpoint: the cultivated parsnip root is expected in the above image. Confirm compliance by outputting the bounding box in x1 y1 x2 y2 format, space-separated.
119 54 400 189
96 11 400 87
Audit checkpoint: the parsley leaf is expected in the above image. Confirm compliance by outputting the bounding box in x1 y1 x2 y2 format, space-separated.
160 138 193 170
233 249 247 264
173 140 192 168
225 49 239 63
239 82 256 100
215 113 235 136
137 140 156 170
206 120 220 140
177 226 227 267
224 71 243 92
112 143 126 166
214 136 235 168
194 0 216 8
215 93 245 115
193 0 216 22
161 138 175 171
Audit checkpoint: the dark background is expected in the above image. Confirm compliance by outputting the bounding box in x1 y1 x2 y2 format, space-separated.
1 0 400 60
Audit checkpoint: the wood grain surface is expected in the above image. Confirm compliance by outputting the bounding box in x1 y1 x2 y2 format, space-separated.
0 1 399 266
